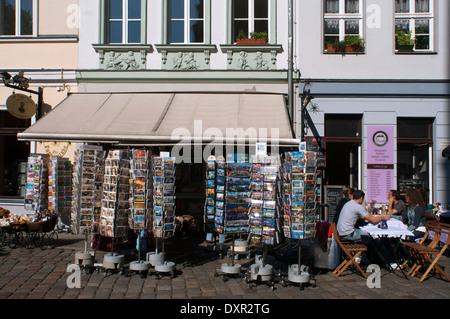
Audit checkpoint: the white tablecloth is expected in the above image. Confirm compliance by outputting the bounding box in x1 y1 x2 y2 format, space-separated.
361 219 414 238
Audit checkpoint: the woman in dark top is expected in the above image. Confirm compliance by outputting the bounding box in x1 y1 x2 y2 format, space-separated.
403 188 427 242
333 187 354 224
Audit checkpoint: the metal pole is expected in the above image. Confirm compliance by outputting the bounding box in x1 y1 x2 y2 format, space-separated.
288 0 294 137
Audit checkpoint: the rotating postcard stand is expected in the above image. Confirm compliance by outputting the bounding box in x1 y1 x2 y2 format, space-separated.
72 145 104 273
214 161 251 281
244 156 281 291
280 150 319 290
127 149 151 278
204 156 226 257
149 155 176 279
99 149 131 276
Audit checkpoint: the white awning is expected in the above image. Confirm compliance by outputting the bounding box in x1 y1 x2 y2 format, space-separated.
18 92 298 146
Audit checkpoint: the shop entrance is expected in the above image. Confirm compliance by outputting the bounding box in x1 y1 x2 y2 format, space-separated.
325 142 359 188
0 111 30 197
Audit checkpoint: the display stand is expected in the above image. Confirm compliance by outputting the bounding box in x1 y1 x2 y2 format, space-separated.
244 156 281 290
280 149 319 290
127 149 151 278
71 145 104 273
214 160 251 281
204 156 226 257
99 149 130 276
24 154 49 213
48 156 72 231
150 155 176 279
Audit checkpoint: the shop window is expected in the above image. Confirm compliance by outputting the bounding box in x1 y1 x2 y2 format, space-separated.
168 0 205 44
105 0 144 44
397 117 433 200
0 0 35 36
323 0 364 52
394 0 434 52
324 114 362 188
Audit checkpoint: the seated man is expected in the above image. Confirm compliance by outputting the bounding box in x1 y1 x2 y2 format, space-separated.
337 190 395 267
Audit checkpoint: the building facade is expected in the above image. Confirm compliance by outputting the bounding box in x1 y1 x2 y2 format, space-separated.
1 0 449 213
0 0 79 211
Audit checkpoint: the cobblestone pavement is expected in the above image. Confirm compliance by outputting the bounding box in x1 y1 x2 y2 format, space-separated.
0 232 449 300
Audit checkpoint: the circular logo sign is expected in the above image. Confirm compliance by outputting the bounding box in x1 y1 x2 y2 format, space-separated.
6 93 36 119
372 131 388 147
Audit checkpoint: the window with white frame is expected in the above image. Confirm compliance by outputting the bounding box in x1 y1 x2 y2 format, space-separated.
395 0 433 51
232 0 269 43
323 0 363 51
106 0 142 44
0 0 34 36
168 0 204 44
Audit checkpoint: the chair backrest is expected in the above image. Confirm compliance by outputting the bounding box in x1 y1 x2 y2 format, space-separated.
330 222 344 248
438 223 450 248
422 221 441 247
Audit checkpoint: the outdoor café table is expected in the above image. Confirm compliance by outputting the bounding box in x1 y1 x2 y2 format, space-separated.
360 219 414 278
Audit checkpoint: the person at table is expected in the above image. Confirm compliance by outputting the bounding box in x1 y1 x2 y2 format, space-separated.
402 188 427 241
387 190 406 221
336 190 394 266
332 187 354 224
337 190 390 242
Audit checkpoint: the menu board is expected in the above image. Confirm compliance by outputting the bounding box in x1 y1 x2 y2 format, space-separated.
324 185 346 222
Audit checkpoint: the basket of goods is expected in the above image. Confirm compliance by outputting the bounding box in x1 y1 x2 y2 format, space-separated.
27 210 58 233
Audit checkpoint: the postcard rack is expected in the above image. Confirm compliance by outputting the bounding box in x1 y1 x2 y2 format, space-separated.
128 149 152 277
24 154 49 213
245 155 282 290
214 162 251 281
48 156 72 231
204 157 226 255
71 145 105 270
280 150 320 290
150 156 176 278
99 149 131 276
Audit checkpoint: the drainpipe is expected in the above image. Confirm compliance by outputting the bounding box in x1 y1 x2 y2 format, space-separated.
288 0 295 138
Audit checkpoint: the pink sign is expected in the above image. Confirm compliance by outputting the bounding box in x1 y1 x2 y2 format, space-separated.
366 126 394 204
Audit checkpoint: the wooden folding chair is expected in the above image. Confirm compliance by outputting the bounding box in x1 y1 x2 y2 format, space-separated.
331 222 368 279
400 221 440 272
401 222 450 282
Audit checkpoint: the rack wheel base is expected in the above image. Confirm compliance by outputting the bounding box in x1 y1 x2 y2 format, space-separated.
246 264 276 291
281 264 316 290
102 254 125 276
128 260 150 278
75 251 95 274
154 261 176 279
214 263 244 282
146 251 165 267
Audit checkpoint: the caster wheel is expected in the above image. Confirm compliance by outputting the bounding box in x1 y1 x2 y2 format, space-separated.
269 286 274 291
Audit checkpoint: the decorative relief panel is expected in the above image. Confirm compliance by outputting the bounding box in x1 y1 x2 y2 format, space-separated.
220 45 283 71
155 45 216 70
92 45 153 70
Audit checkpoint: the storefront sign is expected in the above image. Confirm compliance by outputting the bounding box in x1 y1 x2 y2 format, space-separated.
366 126 394 204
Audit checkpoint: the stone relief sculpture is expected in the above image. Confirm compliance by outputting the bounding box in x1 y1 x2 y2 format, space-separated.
172 52 199 70
104 51 141 70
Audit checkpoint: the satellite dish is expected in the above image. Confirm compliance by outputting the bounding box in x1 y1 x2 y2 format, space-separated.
6 93 36 119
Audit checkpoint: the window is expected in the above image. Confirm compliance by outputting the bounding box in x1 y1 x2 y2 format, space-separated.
395 0 434 51
168 0 204 44
325 114 362 188
0 0 34 36
106 0 142 44
323 0 363 50
397 118 434 201
232 0 269 43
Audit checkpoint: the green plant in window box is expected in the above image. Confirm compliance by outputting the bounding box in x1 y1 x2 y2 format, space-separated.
395 30 415 52
344 36 365 52
236 30 268 44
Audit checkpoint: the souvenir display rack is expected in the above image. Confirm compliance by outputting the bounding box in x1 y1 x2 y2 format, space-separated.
128 149 152 277
245 155 282 291
150 156 176 278
280 149 321 289
71 145 105 235
24 154 49 213
47 156 72 230
214 161 251 281
99 149 131 276
71 145 105 270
